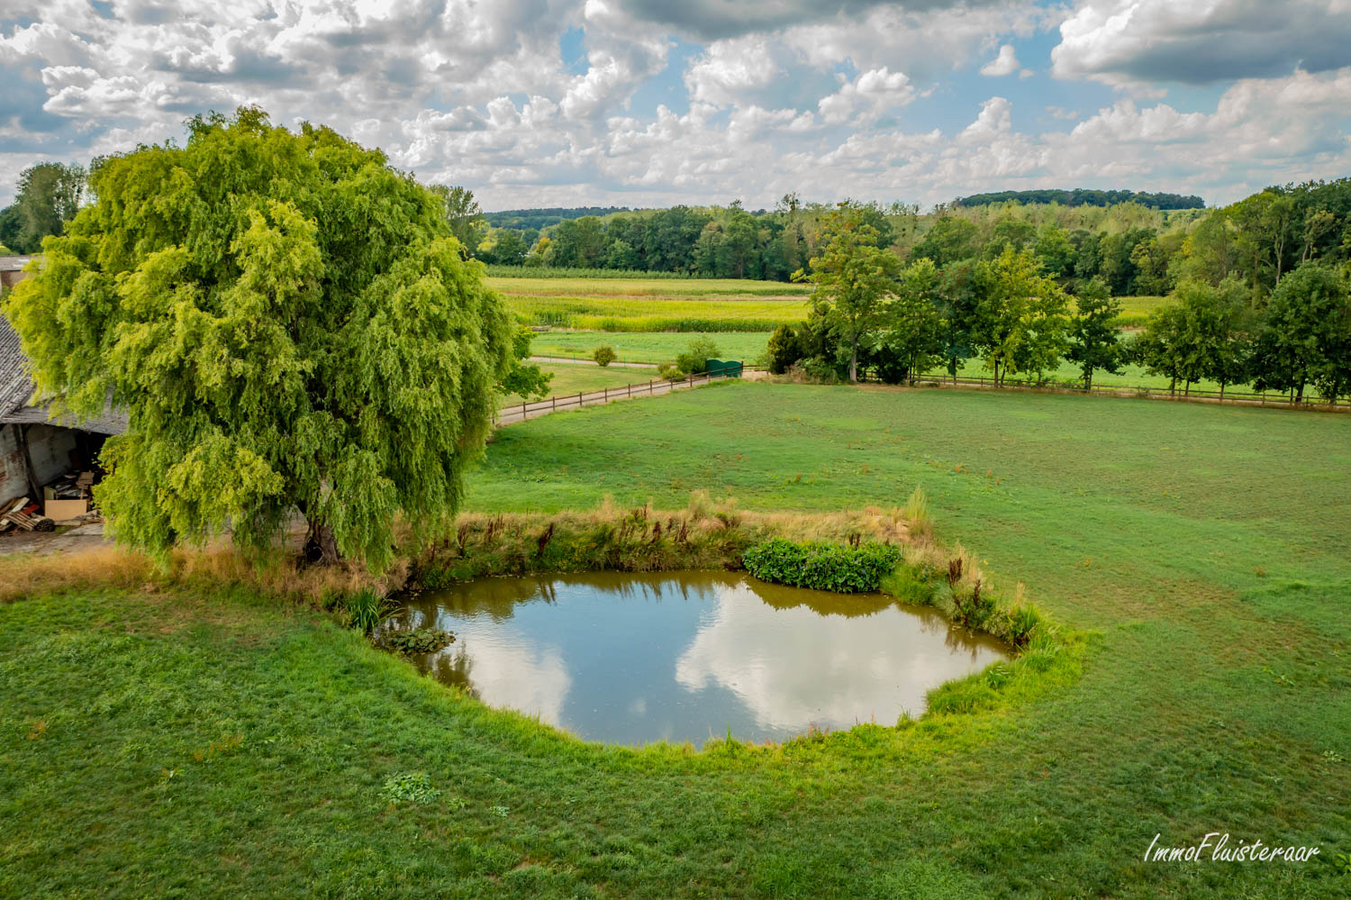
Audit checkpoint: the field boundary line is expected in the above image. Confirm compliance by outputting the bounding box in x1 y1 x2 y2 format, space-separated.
907 373 1348 412
497 372 729 425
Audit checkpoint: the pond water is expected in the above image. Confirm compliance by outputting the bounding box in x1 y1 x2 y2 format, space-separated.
383 571 1008 746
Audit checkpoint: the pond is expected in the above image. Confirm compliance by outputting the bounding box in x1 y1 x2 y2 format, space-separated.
383 571 1008 746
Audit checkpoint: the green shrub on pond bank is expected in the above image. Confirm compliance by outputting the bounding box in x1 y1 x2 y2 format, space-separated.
742 538 901 593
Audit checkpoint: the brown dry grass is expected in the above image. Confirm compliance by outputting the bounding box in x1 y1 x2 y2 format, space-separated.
0 541 404 606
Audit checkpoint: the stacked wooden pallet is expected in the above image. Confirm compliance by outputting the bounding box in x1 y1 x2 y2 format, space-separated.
0 497 55 533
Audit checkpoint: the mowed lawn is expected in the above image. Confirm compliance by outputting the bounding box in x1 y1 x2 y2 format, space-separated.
4 382 1350 898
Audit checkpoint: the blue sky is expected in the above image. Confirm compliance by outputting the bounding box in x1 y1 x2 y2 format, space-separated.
1 0 1349 210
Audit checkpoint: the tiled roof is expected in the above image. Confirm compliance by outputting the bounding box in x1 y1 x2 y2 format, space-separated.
0 256 34 272
0 315 126 435
0 314 34 418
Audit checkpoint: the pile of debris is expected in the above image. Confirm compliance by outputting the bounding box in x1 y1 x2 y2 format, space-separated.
46 470 95 501
0 497 55 533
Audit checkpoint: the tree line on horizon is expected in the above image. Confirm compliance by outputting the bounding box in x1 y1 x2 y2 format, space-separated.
463 181 1350 302
952 188 1204 210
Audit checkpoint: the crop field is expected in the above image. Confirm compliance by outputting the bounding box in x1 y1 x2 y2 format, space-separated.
487 275 811 332
1115 295 1170 328
5 382 1347 898
484 274 814 299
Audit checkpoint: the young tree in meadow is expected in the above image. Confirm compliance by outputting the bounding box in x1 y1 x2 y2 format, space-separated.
1250 262 1351 403
1134 304 1189 395
973 247 1071 385
798 206 901 383
1067 278 1124 389
766 324 803 374
871 257 942 383
1172 279 1251 397
3 108 513 569
934 258 982 384
502 328 553 400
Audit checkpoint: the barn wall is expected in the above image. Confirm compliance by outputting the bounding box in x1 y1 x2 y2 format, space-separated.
0 425 22 505
0 423 80 507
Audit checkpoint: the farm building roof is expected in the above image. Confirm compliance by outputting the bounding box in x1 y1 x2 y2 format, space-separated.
0 316 126 435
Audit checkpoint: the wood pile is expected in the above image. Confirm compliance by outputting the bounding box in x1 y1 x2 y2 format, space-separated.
0 497 55 533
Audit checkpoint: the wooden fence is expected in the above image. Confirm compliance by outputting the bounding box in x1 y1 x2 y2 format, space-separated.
908 373 1347 411
497 371 730 425
499 364 1345 423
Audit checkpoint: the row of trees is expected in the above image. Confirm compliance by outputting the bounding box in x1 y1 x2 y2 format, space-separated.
1135 266 1351 402
772 205 1351 404
478 197 904 281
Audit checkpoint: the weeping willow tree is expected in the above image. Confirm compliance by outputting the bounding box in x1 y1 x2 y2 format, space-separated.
4 108 512 570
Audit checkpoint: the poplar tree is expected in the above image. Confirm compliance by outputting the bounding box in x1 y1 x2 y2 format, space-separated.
4 108 512 569
799 205 900 383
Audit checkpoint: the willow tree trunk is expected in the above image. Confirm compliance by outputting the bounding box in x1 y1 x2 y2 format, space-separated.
304 519 340 565
296 500 341 565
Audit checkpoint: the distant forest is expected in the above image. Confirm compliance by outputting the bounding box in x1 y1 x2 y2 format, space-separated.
484 207 634 230
457 179 1350 297
953 189 1205 210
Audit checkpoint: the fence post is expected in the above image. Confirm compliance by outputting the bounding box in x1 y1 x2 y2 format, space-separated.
578 391 583 407
552 395 557 411
521 400 527 420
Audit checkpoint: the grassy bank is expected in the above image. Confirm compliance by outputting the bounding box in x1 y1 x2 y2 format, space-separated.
4 381 1349 898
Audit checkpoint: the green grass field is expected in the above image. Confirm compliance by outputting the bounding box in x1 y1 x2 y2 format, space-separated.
529 330 771 364
4 383 1348 898
500 362 651 406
